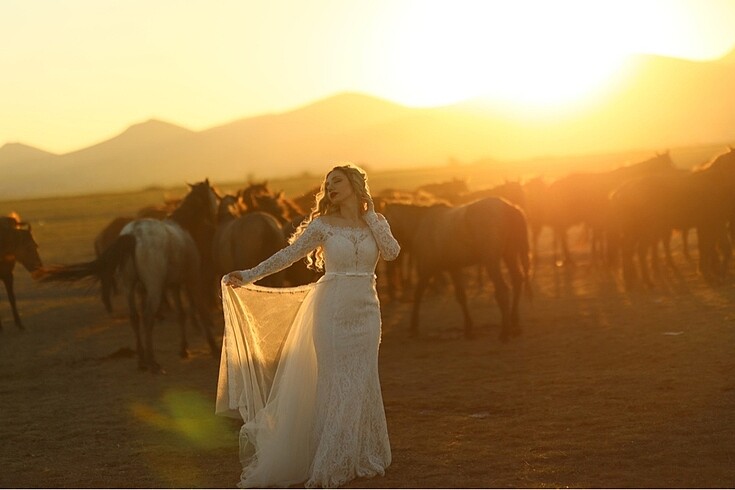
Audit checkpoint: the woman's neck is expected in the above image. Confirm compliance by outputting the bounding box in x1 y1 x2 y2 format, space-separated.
336 199 362 224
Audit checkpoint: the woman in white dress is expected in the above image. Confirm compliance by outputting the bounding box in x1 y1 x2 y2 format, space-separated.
218 163 400 488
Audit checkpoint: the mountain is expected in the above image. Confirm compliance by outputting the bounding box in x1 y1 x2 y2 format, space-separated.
2 55 735 199
0 142 57 164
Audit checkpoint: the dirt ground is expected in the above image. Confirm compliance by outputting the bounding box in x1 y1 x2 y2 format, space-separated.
1 195 734 488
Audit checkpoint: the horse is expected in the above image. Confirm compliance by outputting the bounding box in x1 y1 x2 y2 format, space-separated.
211 194 289 288
42 180 220 372
0 214 43 330
610 148 735 289
250 189 318 286
544 151 676 266
383 197 531 341
93 200 184 313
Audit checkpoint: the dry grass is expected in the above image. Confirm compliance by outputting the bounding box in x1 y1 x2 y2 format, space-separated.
1 182 734 488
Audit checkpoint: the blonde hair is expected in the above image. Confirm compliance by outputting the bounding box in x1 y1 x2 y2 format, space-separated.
290 162 372 271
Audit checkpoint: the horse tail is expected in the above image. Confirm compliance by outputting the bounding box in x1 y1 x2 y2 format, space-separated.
512 207 533 302
41 234 136 284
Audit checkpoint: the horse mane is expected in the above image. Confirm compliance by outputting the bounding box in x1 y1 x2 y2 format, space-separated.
239 181 272 211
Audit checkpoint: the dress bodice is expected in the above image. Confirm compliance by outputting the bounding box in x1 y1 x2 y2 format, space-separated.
321 223 378 275
236 211 400 285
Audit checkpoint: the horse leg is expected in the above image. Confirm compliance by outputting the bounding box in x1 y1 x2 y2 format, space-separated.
650 237 662 277
447 268 474 339
531 223 545 268
637 240 654 288
185 281 220 357
697 227 718 284
504 254 523 337
557 227 573 267
410 274 431 338
621 234 637 290
681 228 692 262
2 272 24 330
486 260 511 342
142 287 164 373
662 229 677 271
170 286 189 358
127 287 146 370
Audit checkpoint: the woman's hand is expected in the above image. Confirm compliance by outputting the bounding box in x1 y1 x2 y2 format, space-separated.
222 271 245 288
363 195 375 214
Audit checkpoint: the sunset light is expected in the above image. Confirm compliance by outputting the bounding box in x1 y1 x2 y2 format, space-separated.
2 0 735 154
378 1 633 111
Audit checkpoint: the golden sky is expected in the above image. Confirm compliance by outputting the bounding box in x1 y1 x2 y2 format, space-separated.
2 0 735 154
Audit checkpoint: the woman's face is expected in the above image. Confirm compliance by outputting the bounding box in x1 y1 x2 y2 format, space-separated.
325 170 355 206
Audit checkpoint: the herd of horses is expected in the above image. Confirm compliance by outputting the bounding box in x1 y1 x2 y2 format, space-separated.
2 147 735 372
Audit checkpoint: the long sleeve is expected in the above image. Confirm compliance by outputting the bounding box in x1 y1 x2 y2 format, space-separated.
238 218 325 284
364 211 401 261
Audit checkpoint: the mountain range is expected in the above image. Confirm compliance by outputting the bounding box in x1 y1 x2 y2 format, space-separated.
2 49 735 200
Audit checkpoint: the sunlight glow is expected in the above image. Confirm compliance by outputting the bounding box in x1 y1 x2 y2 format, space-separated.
377 1 668 112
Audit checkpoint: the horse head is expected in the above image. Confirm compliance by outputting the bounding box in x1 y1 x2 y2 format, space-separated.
170 179 219 230
217 194 242 223
0 214 43 275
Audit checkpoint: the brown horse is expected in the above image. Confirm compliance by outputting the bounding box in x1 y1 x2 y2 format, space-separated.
544 151 676 266
610 148 735 289
383 197 531 341
42 180 220 373
211 194 289 288
0 214 43 330
250 189 318 286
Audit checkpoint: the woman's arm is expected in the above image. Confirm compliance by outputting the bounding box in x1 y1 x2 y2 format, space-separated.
223 218 324 286
364 208 401 261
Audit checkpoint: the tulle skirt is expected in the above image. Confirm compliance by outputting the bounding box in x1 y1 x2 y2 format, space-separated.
217 274 391 488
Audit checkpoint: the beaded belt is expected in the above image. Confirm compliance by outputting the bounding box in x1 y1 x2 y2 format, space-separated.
324 271 375 278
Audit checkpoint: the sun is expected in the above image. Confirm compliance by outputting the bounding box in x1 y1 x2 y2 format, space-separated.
376 1 635 113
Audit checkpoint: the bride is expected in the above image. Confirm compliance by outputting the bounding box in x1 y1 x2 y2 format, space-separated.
218 163 400 488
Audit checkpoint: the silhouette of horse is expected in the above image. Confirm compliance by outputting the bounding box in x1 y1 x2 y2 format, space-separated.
211 194 289 288
0 214 43 330
544 152 676 266
383 197 531 341
237 181 272 212
610 148 735 289
42 180 220 372
251 189 318 286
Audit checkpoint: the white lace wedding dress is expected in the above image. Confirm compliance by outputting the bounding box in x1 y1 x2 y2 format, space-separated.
216 211 400 488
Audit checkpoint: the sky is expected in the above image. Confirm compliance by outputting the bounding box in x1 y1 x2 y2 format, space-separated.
2 0 735 155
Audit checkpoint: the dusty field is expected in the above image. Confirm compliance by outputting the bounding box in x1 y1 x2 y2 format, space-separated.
1 187 735 488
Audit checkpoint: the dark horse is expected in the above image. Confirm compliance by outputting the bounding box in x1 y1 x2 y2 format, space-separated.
543 151 676 265
383 197 531 341
43 180 220 372
610 147 735 289
0 214 43 330
211 194 289 288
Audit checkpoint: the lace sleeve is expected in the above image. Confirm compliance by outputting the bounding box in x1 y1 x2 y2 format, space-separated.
364 211 401 261
238 219 325 284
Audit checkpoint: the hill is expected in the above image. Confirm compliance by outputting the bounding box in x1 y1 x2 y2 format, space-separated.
2 52 735 199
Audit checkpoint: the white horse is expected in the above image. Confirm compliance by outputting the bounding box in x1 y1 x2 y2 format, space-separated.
44 180 221 373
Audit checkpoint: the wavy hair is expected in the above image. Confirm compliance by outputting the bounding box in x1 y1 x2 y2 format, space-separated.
289 163 372 271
